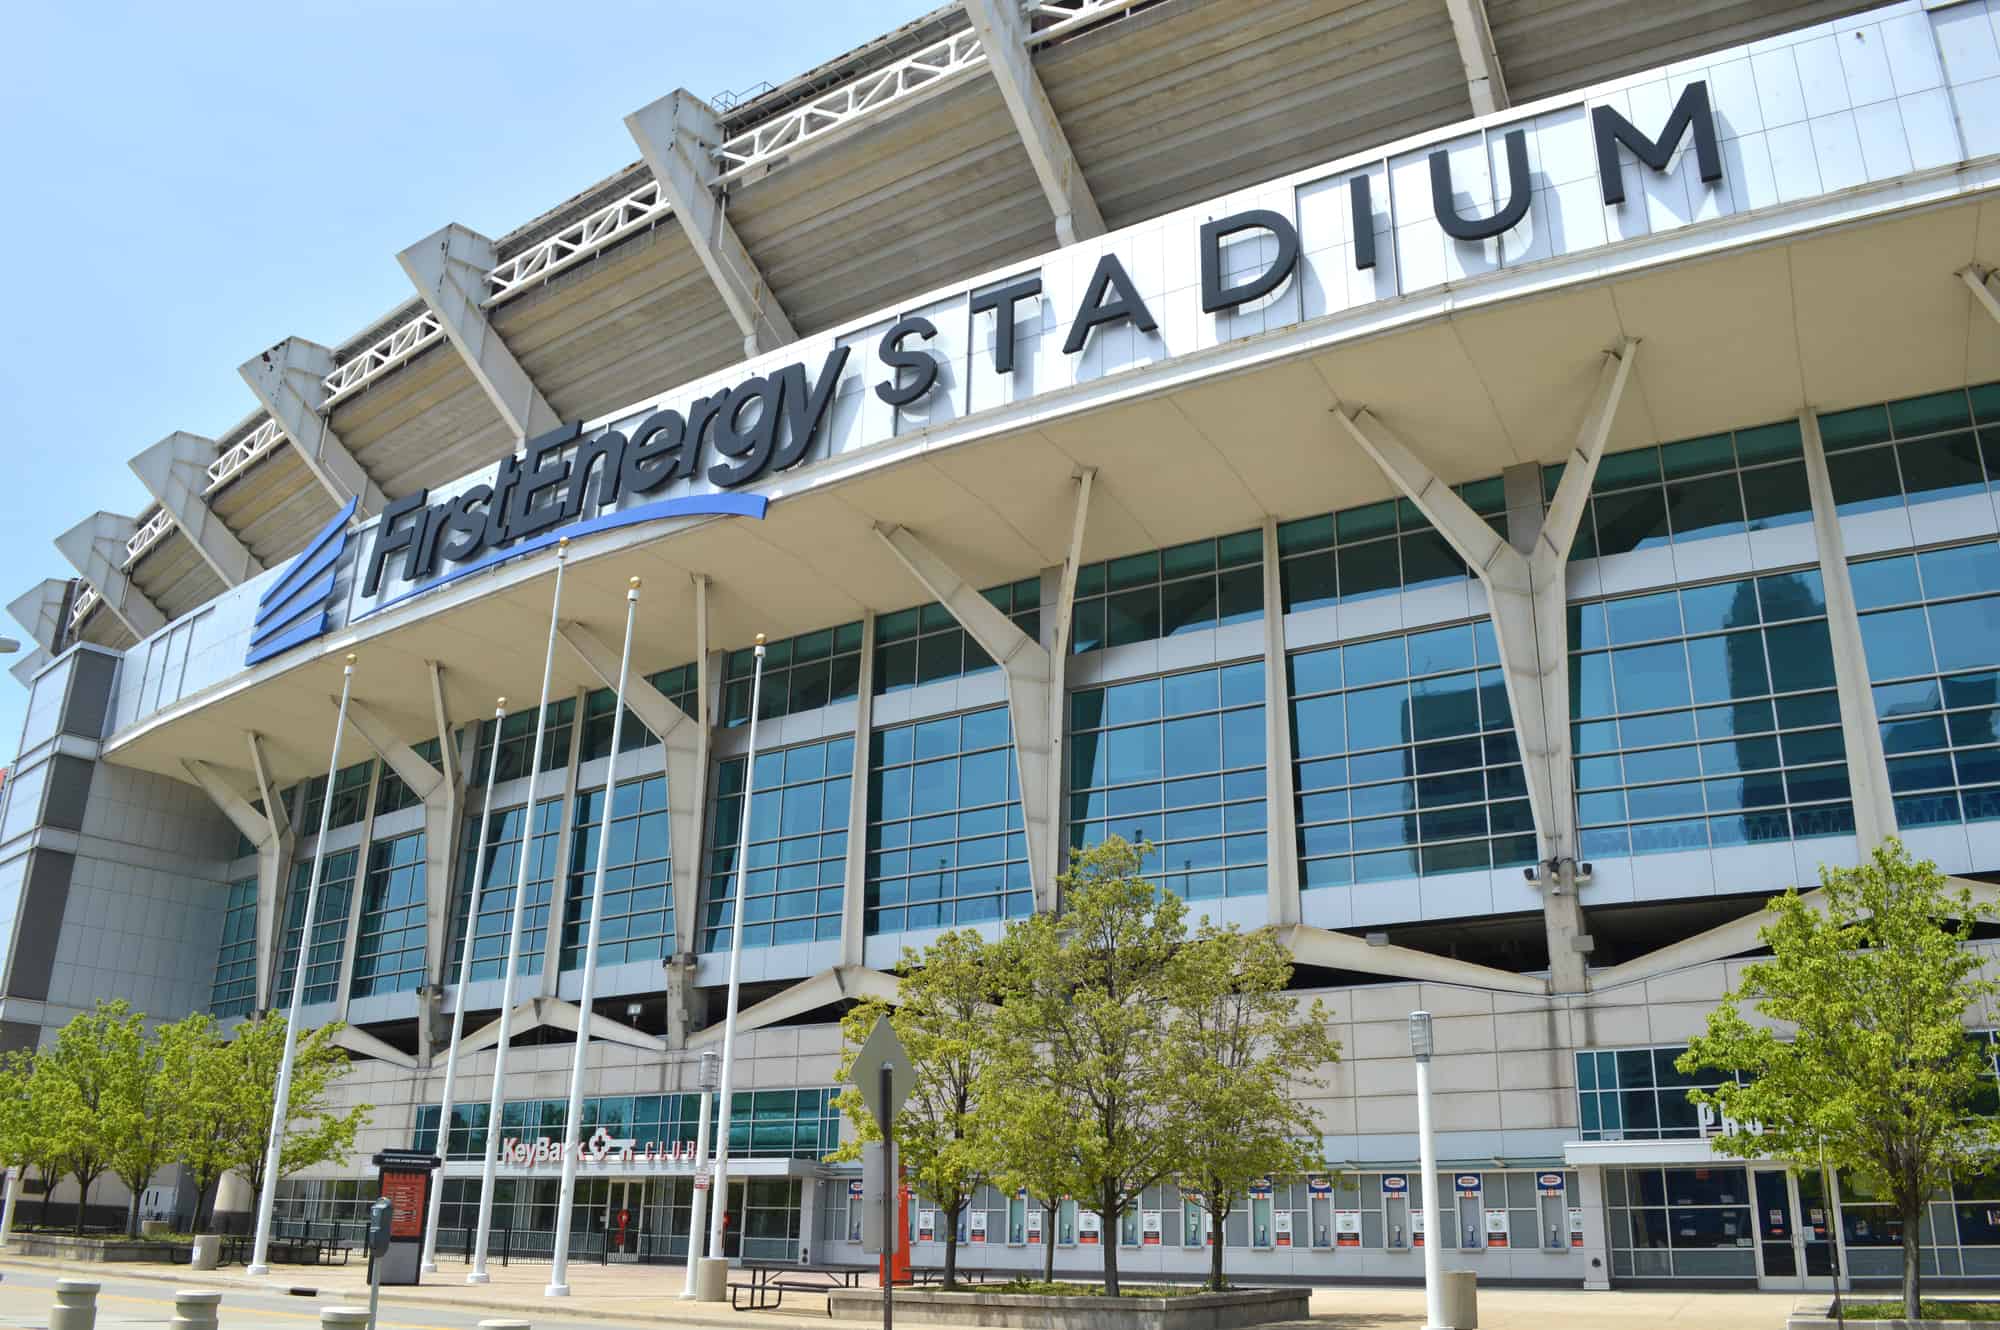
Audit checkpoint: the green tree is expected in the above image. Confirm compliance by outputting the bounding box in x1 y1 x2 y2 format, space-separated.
1164 923 1341 1289
225 1013 370 1201
14 1056 68 1228
1678 840 2000 1321
0 1050 38 1228
994 837 1183 1294
102 1011 178 1235
831 930 998 1287
975 1077 1071 1281
159 1015 242 1232
42 1001 144 1233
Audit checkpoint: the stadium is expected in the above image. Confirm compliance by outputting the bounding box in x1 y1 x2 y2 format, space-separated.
7 0 2000 1293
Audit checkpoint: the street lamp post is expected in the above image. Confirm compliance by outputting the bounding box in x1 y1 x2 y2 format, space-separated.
1411 1011 1444 1330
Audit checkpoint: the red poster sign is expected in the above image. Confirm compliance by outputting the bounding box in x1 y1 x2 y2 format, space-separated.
380 1171 427 1241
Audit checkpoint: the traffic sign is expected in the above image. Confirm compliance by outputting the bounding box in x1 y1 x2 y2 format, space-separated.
849 1015 914 1134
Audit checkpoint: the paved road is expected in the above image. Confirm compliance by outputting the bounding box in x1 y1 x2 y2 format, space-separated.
0 1267 679 1330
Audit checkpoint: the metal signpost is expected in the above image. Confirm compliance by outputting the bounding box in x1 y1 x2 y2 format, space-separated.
849 1016 913 1330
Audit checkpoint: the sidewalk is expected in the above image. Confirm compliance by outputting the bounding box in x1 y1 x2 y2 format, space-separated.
0 1251 1799 1330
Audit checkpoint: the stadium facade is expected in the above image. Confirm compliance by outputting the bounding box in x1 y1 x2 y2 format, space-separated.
7 0 2000 1292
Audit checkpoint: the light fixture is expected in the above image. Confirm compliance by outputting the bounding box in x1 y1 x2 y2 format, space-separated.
1365 931 1389 947
0 638 19 655
1408 1011 1433 1062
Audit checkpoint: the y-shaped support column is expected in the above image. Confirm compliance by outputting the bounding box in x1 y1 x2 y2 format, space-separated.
1335 340 1636 993
873 471 1092 915
184 735 294 1011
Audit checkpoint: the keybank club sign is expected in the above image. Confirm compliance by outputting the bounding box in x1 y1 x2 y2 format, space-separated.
255 84 1727 666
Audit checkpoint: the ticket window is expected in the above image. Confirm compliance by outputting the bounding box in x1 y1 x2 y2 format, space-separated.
1182 1197 1207 1247
1385 1180 1409 1250
1008 1193 1027 1245
1251 1195 1274 1248
1453 1176 1481 1249
1536 1173 1577 1250
1310 1189 1333 1249
1120 1207 1141 1247
1057 1198 1078 1246
846 1186 864 1243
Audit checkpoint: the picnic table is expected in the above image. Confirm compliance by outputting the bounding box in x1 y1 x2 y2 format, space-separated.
728 1262 868 1311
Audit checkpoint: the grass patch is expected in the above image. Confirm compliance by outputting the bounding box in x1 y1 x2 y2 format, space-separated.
1840 1301 2000 1322
936 1280 1202 1299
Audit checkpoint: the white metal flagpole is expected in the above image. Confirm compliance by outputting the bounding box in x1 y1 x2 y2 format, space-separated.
248 651 358 1276
679 1049 719 1298
547 577 642 1297
469 539 570 1285
706 634 768 1263
419 697 508 1275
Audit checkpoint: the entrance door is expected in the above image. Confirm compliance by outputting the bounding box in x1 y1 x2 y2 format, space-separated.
606 1181 642 1262
1753 1169 1838 1291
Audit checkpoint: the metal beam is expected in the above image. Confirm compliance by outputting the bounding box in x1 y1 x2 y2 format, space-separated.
130 433 265 588
332 1024 417 1069
960 0 1105 244
626 91 797 357
54 513 167 640
8 580 70 656
459 996 664 1054
397 225 562 442
1278 925 1548 996
876 522 1060 912
238 338 388 517
9 650 49 690
687 966 901 1047
1961 266 2000 326
1443 0 1509 116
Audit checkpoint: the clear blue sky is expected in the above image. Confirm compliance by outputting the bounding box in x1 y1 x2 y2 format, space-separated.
0 0 938 765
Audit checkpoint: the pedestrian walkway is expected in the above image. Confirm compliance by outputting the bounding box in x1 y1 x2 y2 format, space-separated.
0 1252 1796 1330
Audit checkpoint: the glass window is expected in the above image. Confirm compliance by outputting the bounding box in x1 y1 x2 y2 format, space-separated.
1071 663 1266 902
1278 486 1494 614
723 624 863 728
1817 388 1998 517
565 774 674 969
302 761 374 833
375 739 442 816
867 707 1027 934
1291 626 1528 889
1850 541 2000 830
273 849 359 1006
449 799 562 980
474 699 576 783
1074 533 1260 652
877 581 1039 694
1573 573 1848 857
580 664 696 762
707 737 850 950
209 877 258 1017
350 832 427 997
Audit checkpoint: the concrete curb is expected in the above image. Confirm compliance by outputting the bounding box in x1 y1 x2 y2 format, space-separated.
0 1255 879 1329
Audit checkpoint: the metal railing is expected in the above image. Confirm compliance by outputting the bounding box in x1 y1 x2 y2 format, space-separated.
485 181 671 307
122 507 174 569
68 583 99 630
205 418 286 493
322 310 445 407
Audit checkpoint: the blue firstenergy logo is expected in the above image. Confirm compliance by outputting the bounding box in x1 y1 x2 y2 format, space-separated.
245 497 356 666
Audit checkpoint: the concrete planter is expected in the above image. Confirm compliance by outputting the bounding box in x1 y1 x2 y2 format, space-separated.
140 1221 171 1239
8 1234 185 1263
190 1235 222 1270
827 1286 1310 1330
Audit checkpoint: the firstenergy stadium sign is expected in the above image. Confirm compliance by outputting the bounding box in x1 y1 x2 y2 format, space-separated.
339 84 1720 630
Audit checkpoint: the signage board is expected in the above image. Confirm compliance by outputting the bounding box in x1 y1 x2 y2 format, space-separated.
1569 1207 1586 1249
1335 1211 1361 1248
1309 1176 1333 1197
1080 1211 1101 1245
1455 1174 1482 1199
1141 1211 1162 1246
1537 1172 1565 1197
1485 1210 1510 1248
849 1016 914 1135
1380 1174 1408 1197
969 1210 987 1243
1274 1212 1292 1247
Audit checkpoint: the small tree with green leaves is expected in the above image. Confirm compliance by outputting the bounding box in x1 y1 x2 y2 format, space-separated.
103 1010 179 1235
976 1076 1072 1282
830 930 999 1287
994 837 1183 1294
161 1014 242 1232
1165 923 1341 1289
42 1001 145 1233
1678 840 2000 1321
224 1013 370 1202
0 1050 37 1228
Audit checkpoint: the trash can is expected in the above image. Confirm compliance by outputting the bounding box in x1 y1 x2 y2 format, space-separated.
1441 1270 1477 1328
696 1256 729 1303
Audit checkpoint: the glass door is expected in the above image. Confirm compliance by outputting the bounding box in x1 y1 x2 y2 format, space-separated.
1753 1169 1839 1291
606 1180 642 1262
1754 1170 1801 1289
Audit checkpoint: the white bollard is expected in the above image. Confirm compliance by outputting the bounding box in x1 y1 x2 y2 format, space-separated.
319 1307 371 1330
50 1280 101 1330
171 1290 222 1330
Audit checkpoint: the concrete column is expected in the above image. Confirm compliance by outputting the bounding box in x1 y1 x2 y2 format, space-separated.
840 615 877 966
238 338 388 517
54 513 167 640
798 1176 818 1264
1260 520 1301 926
1574 1166 1610 1290
1799 410 1898 850
184 742 294 1012
397 225 561 443
130 433 265 588
1334 341 1635 994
